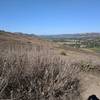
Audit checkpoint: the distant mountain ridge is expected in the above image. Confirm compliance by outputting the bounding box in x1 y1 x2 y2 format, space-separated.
40 33 100 39
1 30 100 39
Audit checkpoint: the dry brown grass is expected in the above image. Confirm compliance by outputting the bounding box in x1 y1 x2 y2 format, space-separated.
0 43 81 100
1 32 100 100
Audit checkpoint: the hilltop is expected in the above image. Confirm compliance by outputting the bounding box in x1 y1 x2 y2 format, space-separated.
0 30 55 49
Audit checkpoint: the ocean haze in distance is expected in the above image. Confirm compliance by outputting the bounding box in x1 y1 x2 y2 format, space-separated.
0 0 100 35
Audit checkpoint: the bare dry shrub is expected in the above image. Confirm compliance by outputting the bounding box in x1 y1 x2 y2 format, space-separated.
79 61 100 73
60 51 67 56
0 44 80 100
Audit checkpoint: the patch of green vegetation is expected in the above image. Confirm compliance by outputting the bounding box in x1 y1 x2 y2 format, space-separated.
90 47 100 53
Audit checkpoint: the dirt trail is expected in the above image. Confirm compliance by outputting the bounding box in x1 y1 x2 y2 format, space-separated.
80 72 100 100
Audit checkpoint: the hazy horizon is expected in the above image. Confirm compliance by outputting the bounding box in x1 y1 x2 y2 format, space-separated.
0 0 100 35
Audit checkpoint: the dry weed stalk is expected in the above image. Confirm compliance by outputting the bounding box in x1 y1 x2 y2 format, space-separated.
0 44 80 100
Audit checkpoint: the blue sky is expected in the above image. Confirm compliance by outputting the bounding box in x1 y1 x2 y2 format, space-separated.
0 0 100 35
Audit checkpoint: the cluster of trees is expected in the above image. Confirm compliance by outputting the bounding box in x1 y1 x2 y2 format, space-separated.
55 38 100 48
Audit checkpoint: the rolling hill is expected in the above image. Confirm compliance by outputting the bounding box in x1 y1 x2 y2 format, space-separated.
0 30 100 100
40 32 100 39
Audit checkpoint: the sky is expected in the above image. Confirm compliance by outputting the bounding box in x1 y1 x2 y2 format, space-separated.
0 0 100 35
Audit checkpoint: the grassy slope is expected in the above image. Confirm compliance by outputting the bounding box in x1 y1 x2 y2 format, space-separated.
0 31 100 100
1 31 100 66
0 31 80 100
0 31 57 50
